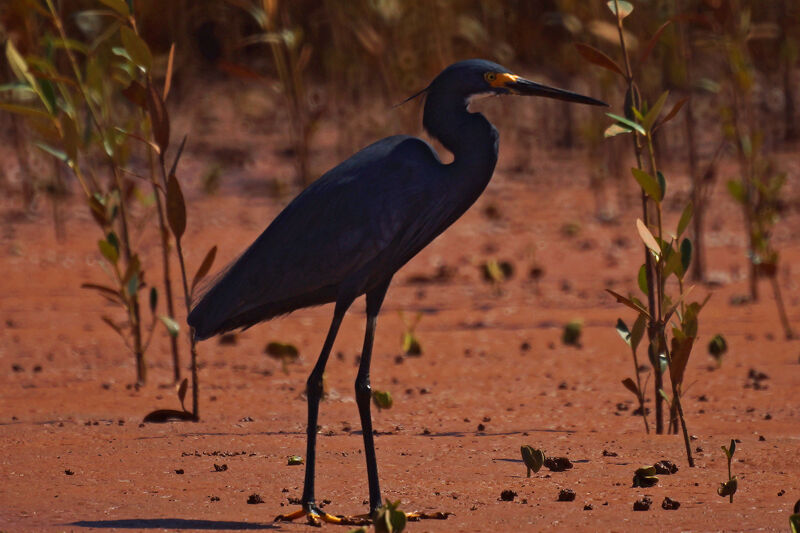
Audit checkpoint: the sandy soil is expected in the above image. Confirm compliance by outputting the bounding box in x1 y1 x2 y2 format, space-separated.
1 105 799 532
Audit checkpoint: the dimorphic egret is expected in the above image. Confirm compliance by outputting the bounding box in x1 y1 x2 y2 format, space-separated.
188 58 606 524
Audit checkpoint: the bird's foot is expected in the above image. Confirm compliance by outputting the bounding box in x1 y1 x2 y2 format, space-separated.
274 504 352 527
405 510 453 521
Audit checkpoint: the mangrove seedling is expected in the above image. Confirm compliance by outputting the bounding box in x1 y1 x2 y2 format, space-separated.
373 500 406 533
718 439 738 503
708 334 728 367
562 319 583 347
632 465 659 488
265 341 300 373
399 311 423 356
372 390 393 411
790 498 800 533
142 378 194 422
520 445 546 477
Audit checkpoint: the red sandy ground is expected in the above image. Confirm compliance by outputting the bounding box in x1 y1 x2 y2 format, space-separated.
1 98 799 532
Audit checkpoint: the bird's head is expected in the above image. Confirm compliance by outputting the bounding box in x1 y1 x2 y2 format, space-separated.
410 58 607 107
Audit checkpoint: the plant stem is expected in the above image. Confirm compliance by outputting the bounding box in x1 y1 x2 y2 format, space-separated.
149 147 182 382
613 0 663 433
158 153 199 420
630 346 650 434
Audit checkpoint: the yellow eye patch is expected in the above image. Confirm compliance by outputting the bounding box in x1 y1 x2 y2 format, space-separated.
485 72 519 88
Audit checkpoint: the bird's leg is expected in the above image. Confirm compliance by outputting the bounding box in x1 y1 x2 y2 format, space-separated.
275 301 351 526
355 281 391 516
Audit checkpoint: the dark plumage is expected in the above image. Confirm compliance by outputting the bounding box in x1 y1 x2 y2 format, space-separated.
187 58 605 523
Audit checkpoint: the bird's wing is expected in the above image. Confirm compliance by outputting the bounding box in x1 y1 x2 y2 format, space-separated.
189 136 446 336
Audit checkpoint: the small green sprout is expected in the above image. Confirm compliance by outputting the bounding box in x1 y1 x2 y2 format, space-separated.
372 390 393 410
562 319 583 346
481 259 513 284
287 455 303 466
789 498 800 533
399 311 423 356
708 334 728 366
718 439 738 503
265 341 299 373
520 445 545 477
373 499 406 533
632 465 659 488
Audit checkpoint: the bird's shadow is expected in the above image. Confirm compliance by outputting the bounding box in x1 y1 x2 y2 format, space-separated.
68 518 278 530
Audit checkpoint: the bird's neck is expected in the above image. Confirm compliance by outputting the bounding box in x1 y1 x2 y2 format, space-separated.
423 92 499 187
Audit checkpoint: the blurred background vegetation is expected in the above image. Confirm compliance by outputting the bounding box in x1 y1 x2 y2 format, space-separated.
0 0 797 388
2 0 797 196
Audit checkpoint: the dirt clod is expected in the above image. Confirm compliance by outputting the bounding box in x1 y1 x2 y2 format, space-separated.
247 493 264 504
544 457 573 472
662 497 680 510
653 460 678 475
499 489 517 502
633 496 652 511
558 489 576 502
583 503 593 510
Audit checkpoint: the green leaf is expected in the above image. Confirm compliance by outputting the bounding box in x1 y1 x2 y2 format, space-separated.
574 42 626 78
789 512 799 533
166 174 186 240
727 179 746 204
657 171 666 199
126 272 138 297
636 218 661 257
287 455 303 465
680 238 692 273
60 113 79 162
149 286 158 313
372 390 393 410
191 245 218 295
669 333 694 386
177 377 188 411
658 388 671 403
159 315 180 337
119 26 152 72
657 96 689 129
520 445 546 476
621 377 641 400
605 289 651 319
604 123 632 138
106 231 120 254
5 40 53 114
677 202 693 237
637 263 648 294
630 313 647 352
98 0 130 16
81 283 124 304
98 238 119 264
37 79 57 115
642 91 669 131
631 168 662 202
0 103 51 121
729 439 736 457
147 82 170 152
615 318 631 345
33 142 68 162
607 0 633 19
607 112 645 135
717 478 737 498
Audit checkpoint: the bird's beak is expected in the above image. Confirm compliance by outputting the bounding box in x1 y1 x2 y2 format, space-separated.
496 73 607 106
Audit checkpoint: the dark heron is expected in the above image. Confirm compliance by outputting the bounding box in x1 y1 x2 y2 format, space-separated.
188 59 606 524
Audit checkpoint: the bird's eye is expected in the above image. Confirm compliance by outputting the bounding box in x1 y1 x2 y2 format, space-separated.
484 72 497 83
